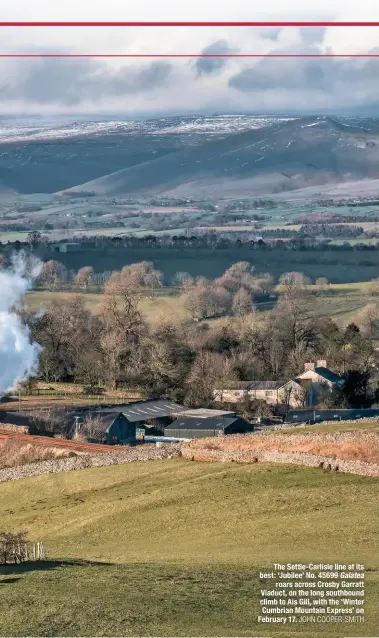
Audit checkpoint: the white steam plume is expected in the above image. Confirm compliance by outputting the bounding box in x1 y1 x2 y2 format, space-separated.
0 254 42 396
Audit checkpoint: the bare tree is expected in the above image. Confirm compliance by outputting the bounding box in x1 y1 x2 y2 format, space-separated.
80 414 106 442
185 351 237 407
172 271 195 290
104 261 162 296
100 286 145 389
73 266 94 290
0 531 29 564
279 272 311 287
38 260 67 290
274 274 314 350
232 288 255 316
30 297 93 381
358 303 379 337
28 409 70 436
216 262 255 293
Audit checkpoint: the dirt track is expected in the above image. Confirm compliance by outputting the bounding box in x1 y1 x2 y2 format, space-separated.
0 429 121 454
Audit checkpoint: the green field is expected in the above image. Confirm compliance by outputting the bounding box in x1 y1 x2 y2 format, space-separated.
25 279 377 326
0 459 377 637
26 244 379 284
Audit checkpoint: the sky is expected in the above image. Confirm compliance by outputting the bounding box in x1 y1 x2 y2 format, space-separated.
0 0 379 115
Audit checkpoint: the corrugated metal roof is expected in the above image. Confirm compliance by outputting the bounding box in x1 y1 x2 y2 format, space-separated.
95 400 185 423
175 408 235 418
165 416 241 431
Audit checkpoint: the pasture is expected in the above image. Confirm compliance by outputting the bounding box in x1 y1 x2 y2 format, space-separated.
0 458 378 637
25 279 378 327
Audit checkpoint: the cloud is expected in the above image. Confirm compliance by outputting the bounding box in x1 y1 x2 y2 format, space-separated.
1 56 173 105
258 27 282 41
0 32 378 115
228 46 379 109
229 46 335 92
195 40 238 76
299 26 327 44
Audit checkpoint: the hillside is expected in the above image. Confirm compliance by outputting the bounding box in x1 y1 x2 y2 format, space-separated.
0 115 290 194
64 116 379 198
0 458 378 636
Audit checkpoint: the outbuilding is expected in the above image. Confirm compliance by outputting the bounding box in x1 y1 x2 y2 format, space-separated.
164 416 253 439
76 411 137 445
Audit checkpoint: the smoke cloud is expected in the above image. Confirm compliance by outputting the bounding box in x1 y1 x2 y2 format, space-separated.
0 254 42 396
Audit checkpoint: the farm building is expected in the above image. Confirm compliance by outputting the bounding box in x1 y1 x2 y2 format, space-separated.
71 401 244 443
51 242 81 253
90 400 185 431
295 360 344 405
78 412 137 445
214 380 304 408
164 416 253 439
102 413 137 445
173 408 236 419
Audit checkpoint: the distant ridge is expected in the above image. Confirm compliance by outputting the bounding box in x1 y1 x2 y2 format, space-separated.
62 116 379 199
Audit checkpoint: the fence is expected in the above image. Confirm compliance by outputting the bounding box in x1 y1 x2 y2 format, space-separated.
0 537 47 564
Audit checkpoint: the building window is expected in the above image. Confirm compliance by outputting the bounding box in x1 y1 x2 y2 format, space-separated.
265 391 273 397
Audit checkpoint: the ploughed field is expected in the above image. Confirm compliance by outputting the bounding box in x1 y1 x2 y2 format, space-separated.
0 457 377 637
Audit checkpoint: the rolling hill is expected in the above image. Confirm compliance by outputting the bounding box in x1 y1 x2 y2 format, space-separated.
63 116 379 198
0 458 378 636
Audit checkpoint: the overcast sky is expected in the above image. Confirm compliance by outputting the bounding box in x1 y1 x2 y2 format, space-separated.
0 0 379 115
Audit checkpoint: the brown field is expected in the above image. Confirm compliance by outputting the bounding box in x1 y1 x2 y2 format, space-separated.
185 430 379 464
25 290 189 325
0 438 79 469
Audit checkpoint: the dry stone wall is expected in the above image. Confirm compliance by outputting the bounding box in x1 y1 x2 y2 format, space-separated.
1 437 379 483
0 445 181 483
180 447 379 477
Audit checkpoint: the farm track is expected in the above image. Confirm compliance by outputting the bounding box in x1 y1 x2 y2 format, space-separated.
0 429 119 454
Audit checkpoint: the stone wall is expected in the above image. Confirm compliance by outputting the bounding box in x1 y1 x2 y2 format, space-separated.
0 445 181 483
2 437 379 483
0 423 29 434
180 446 379 477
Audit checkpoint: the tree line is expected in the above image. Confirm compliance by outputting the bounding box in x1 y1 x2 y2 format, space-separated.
21 264 379 412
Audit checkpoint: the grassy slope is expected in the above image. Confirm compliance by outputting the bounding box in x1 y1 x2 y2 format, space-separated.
25 290 189 324
0 458 378 637
25 281 377 326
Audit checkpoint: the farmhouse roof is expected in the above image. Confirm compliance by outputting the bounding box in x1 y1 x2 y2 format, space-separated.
215 381 253 390
215 380 288 391
297 367 343 384
249 380 288 390
314 367 343 384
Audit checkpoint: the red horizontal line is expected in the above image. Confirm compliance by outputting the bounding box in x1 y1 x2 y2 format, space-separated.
1 53 378 58
0 21 379 27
